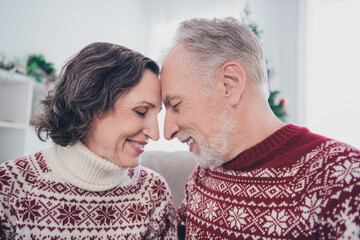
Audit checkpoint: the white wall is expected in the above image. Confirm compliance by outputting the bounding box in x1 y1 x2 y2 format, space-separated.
0 0 148 70
0 0 301 152
306 0 360 147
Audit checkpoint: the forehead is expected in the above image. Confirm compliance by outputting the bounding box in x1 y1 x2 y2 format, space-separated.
160 46 197 100
121 70 161 106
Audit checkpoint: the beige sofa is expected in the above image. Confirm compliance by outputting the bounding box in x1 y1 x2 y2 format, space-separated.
141 151 197 208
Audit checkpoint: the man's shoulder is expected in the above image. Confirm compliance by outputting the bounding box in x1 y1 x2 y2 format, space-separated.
284 127 359 167
290 139 359 175
304 139 360 164
321 140 360 183
291 139 360 201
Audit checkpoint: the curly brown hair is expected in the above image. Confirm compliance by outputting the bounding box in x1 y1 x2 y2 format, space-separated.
31 42 159 147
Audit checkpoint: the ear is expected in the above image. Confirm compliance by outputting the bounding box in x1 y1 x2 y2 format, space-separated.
216 61 246 106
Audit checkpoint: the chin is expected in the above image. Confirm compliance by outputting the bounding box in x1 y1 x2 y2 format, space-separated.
114 156 141 168
194 153 213 168
128 162 141 168
195 148 225 168
125 157 142 168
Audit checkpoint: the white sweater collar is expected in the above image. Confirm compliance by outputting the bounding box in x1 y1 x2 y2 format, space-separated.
44 141 130 192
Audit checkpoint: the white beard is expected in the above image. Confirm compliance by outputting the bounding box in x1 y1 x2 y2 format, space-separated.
195 112 235 168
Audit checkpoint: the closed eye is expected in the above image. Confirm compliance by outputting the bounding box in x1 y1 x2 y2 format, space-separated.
134 107 148 117
135 110 146 116
172 102 181 112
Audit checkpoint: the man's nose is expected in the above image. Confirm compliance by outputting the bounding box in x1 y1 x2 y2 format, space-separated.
163 111 179 140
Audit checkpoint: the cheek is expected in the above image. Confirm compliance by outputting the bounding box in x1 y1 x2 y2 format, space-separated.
117 118 144 138
92 117 126 145
93 124 117 147
188 107 209 126
191 109 217 137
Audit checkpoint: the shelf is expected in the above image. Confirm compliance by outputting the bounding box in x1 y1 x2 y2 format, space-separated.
0 68 50 163
0 121 28 129
0 69 33 84
0 70 33 125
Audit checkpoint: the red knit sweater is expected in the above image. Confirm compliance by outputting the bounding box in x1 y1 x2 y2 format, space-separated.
178 124 360 239
0 144 177 239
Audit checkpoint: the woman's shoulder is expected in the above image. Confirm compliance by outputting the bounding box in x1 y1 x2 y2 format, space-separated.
0 152 44 174
0 151 49 193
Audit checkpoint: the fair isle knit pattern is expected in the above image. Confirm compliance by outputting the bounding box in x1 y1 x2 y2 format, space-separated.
178 124 360 240
0 142 177 239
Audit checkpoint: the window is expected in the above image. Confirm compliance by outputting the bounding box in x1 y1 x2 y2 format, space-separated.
307 0 360 148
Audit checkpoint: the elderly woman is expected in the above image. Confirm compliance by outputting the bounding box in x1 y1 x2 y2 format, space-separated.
0 42 177 239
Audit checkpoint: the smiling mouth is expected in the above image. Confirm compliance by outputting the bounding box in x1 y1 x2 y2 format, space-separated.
127 140 146 153
185 137 194 146
180 137 195 152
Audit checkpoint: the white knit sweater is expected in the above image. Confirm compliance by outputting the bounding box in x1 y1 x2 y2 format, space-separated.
0 142 177 239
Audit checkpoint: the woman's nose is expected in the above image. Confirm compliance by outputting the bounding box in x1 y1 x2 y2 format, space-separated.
143 115 160 141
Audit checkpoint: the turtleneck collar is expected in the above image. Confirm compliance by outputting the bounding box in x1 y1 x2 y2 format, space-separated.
44 141 131 192
222 124 309 171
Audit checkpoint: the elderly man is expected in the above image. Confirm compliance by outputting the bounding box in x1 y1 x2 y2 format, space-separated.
160 17 360 240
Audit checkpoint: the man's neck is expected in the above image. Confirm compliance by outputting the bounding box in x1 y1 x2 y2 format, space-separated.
225 98 285 163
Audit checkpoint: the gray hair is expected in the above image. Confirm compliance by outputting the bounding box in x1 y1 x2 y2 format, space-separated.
172 17 268 94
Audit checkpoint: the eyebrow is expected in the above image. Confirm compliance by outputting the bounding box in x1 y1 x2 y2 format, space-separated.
138 101 163 112
139 101 156 108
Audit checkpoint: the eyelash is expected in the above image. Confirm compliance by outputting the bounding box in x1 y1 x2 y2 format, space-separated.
134 109 147 117
172 102 181 111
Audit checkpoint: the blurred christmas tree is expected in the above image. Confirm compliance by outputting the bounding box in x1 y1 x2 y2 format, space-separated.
241 6 288 122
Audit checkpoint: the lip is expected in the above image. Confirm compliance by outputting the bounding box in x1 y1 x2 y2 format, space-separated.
180 137 191 144
127 139 148 154
130 140 149 145
189 140 195 152
181 137 195 152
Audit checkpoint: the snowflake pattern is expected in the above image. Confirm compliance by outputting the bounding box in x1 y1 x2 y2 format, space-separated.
203 200 218 221
150 178 167 197
127 203 147 222
57 204 82 225
263 210 290 236
227 206 248 230
189 192 201 212
299 193 323 228
331 159 360 184
19 199 42 222
95 206 116 225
